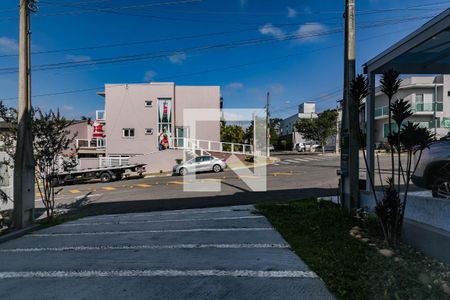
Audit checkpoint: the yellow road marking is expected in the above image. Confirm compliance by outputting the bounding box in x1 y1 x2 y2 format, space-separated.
272 172 293 176
235 175 262 179
136 184 152 188
69 189 81 194
200 179 221 183
102 187 116 191
167 181 185 185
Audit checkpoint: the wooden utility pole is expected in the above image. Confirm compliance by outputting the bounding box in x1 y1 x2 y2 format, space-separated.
340 0 358 211
14 0 35 228
266 92 270 157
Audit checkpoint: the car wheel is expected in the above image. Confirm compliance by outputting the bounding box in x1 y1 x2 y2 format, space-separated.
100 172 112 183
213 164 222 173
179 167 187 176
432 178 450 198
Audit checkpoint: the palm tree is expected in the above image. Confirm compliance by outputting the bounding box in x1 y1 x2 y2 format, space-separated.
380 69 402 180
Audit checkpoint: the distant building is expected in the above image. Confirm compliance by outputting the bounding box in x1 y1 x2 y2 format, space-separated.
280 102 318 149
367 75 450 144
280 102 317 135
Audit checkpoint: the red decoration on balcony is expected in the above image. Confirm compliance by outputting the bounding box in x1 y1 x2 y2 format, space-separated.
89 120 105 138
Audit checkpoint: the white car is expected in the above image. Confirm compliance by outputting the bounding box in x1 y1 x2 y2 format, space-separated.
295 142 319 152
412 140 450 198
173 156 227 176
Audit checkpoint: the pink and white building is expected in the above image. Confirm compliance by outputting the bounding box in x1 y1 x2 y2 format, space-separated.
71 82 222 172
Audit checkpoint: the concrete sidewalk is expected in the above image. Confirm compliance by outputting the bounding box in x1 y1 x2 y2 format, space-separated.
0 206 333 299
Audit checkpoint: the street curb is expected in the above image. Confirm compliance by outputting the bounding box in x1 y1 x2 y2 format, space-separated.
144 173 172 179
0 223 41 244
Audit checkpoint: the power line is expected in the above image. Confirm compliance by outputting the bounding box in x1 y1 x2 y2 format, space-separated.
0 26 344 73
0 26 413 101
0 14 435 74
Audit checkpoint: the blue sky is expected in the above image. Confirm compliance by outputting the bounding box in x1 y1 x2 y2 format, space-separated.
0 0 448 119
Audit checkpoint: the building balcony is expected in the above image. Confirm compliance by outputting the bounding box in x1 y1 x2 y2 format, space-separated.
414 103 443 113
76 138 106 151
375 103 443 119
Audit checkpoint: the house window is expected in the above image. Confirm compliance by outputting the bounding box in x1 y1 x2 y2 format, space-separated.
145 128 153 135
145 100 153 107
122 128 135 138
383 123 399 138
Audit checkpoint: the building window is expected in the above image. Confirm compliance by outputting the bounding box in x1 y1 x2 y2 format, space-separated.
122 128 135 138
145 100 153 107
416 94 424 103
158 98 173 150
145 128 153 135
383 123 399 138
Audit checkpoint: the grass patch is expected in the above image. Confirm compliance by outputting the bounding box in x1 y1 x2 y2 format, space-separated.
37 214 82 228
256 199 450 300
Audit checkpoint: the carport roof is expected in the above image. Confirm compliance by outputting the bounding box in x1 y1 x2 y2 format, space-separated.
364 8 450 74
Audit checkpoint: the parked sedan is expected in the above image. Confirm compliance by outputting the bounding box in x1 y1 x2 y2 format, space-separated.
173 156 226 176
295 142 319 152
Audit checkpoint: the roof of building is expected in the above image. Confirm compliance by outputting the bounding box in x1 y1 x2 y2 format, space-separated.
364 8 450 74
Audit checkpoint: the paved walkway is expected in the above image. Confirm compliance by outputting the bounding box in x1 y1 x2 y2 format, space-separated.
0 206 333 299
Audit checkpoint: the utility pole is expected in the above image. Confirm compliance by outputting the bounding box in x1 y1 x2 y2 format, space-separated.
14 0 37 229
266 92 270 157
340 0 358 211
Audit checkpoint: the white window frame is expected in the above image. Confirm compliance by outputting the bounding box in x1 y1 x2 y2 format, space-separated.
122 128 135 138
145 100 153 107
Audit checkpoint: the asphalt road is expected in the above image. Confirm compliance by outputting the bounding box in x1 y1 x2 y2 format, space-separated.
35 153 427 218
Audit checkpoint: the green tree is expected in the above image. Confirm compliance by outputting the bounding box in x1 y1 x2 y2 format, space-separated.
244 121 254 144
0 102 77 220
270 118 282 146
295 109 338 153
221 124 245 143
221 124 245 152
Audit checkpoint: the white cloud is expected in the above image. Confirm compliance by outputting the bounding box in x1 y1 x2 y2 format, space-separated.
259 23 285 40
0 37 19 54
61 105 74 112
144 70 157 81
239 0 248 8
296 23 328 42
226 82 244 90
65 54 91 62
270 84 285 95
169 52 187 64
287 7 298 18
224 82 244 94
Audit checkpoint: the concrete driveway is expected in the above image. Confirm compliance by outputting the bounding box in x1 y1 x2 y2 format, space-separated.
0 205 333 299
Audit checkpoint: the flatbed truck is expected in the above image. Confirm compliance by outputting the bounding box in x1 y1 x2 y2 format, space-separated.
51 164 146 186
